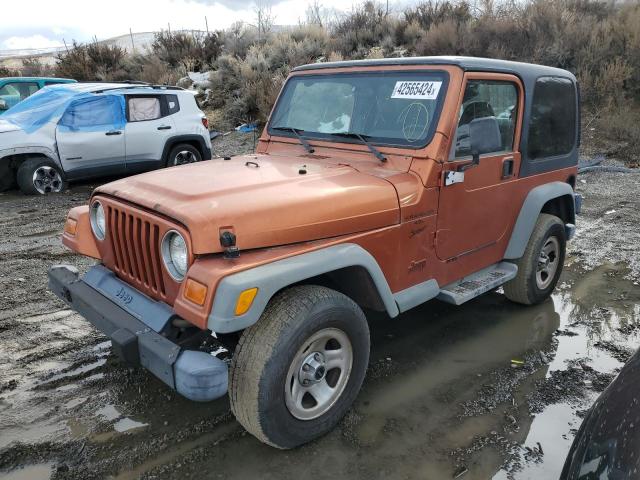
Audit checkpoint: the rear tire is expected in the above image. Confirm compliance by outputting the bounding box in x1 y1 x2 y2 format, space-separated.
166 144 201 167
503 213 566 305
16 158 67 195
229 285 370 449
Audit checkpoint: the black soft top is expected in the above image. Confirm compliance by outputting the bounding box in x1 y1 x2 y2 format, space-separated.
294 56 576 83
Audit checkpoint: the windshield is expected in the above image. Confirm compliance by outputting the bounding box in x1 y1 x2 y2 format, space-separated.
268 71 447 148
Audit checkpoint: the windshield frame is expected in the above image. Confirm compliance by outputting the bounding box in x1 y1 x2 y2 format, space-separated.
267 69 450 150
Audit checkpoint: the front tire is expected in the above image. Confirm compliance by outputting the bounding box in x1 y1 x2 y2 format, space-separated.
166 144 202 167
503 213 566 305
230 285 370 449
16 158 67 195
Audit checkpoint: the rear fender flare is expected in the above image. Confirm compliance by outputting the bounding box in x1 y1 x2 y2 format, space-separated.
161 134 211 163
504 181 575 260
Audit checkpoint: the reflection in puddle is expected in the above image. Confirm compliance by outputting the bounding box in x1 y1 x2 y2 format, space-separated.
97 404 148 432
0 463 52 480
114 417 148 433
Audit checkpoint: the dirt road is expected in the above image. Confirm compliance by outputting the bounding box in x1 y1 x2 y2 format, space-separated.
0 162 638 479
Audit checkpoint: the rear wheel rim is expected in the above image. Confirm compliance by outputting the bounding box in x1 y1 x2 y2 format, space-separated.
285 328 353 421
173 150 196 165
32 166 63 194
536 236 560 290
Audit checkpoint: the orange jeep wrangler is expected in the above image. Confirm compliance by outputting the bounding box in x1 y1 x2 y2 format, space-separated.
49 56 582 448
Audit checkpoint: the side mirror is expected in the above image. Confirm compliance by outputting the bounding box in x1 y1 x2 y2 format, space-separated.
468 116 503 165
0 99 8 111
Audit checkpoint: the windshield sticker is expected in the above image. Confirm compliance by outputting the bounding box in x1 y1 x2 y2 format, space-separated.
391 81 442 100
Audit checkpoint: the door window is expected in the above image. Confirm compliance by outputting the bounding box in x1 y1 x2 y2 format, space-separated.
452 80 518 159
527 77 577 159
59 95 124 131
0 82 39 100
127 96 162 122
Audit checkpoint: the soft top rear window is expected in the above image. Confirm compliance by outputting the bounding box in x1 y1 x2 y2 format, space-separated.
527 76 577 159
268 70 448 148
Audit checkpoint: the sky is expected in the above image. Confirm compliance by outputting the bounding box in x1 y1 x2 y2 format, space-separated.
0 0 396 51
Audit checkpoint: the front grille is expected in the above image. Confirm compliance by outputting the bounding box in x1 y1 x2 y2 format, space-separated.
106 205 166 299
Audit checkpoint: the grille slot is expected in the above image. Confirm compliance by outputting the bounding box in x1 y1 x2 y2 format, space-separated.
107 206 166 298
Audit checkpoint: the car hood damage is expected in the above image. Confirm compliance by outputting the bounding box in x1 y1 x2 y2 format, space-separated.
95 154 401 254
0 119 21 134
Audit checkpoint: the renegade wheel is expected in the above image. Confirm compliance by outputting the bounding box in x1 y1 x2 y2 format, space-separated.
16 158 67 195
229 285 369 449
503 213 566 305
166 144 202 167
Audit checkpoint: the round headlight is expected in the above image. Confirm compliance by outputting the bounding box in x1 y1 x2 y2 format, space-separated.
162 231 188 281
90 201 106 240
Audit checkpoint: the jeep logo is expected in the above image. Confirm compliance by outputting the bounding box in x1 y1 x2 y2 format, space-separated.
115 287 133 305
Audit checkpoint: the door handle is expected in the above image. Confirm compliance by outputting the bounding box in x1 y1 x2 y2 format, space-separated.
157 125 172 130
501 157 514 179
105 130 122 136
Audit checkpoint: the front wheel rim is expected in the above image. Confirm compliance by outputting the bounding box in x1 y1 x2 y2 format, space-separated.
285 328 353 421
32 166 63 194
536 236 560 290
173 150 196 165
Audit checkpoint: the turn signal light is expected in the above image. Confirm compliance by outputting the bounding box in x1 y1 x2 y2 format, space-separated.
184 278 208 306
235 288 258 316
201 117 209 129
64 217 78 236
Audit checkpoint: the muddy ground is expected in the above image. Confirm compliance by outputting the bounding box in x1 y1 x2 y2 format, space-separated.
0 137 639 479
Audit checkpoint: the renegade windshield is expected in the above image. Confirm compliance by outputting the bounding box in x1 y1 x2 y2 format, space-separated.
268 71 448 148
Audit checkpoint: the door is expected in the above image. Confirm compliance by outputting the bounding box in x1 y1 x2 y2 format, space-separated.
435 74 523 261
124 95 176 174
56 95 126 179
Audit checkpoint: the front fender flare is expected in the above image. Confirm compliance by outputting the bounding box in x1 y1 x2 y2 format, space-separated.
504 181 575 260
207 243 400 333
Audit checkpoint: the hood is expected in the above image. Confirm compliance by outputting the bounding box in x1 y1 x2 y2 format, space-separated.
0 119 21 134
95 154 400 254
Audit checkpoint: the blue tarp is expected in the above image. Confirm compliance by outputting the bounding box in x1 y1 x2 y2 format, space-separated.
3 85 126 134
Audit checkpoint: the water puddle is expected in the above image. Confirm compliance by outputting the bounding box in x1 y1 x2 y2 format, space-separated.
0 463 53 480
96 404 148 433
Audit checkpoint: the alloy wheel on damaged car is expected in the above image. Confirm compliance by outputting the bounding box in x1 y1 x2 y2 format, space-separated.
173 150 197 165
33 166 64 194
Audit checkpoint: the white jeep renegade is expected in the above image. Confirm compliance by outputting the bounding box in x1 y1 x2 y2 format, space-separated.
0 83 212 194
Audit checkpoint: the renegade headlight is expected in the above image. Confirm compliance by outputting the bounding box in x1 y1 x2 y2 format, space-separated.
90 201 106 240
162 231 188 281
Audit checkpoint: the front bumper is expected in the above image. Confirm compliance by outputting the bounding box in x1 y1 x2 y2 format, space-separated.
48 264 228 402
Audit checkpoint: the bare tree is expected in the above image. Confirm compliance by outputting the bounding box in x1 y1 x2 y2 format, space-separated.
254 2 275 43
306 0 324 27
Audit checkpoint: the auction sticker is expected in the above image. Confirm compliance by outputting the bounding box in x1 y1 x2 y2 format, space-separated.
391 81 442 100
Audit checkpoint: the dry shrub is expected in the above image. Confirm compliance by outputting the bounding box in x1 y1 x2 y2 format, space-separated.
416 19 464 55
56 42 126 80
330 1 394 58
152 31 221 71
593 107 640 163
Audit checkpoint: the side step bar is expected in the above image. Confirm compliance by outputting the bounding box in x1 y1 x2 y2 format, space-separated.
437 262 518 306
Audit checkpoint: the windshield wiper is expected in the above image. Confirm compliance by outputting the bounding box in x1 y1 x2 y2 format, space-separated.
271 127 315 154
332 132 387 163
